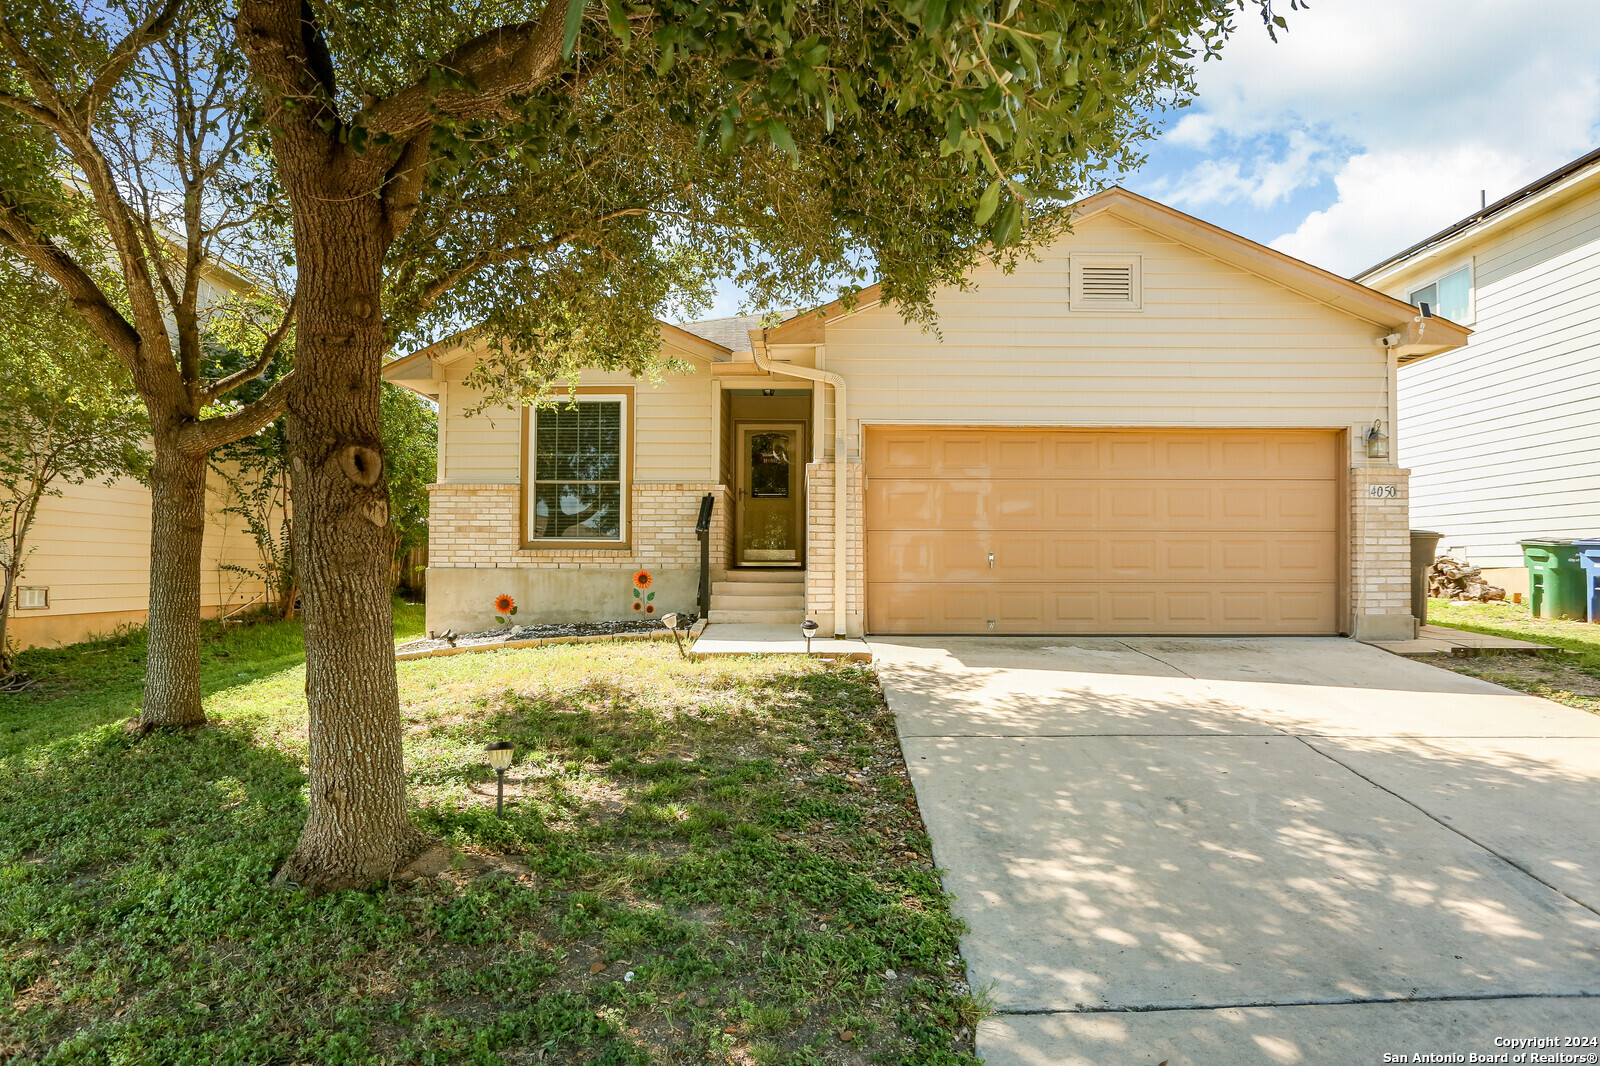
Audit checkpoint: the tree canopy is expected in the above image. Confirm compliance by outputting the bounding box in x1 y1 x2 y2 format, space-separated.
280 0 1298 404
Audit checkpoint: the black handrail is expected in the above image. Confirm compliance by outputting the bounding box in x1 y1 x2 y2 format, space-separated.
695 493 714 620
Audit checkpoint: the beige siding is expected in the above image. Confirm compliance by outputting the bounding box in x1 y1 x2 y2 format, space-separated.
1382 182 1600 568
440 356 714 484
821 213 1391 458
10 468 270 648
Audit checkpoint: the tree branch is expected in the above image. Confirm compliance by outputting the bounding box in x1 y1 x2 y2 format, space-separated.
182 369 295 455
0 201 141 361
0 91 63 127
77 0 186 121
401 207 656 319
359 0 569 140
199 294 297 404
380 132 432 245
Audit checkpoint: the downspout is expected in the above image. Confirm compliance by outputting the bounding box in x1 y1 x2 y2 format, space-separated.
752 329 850 637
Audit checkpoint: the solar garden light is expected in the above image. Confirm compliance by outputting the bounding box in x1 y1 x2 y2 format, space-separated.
660 612 689 658
484 741 514 816
801 618 819 654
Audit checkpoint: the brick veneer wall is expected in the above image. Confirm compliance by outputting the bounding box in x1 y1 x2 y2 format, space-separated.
804 461 864 636
428 482 728 570
1349 464 1415 639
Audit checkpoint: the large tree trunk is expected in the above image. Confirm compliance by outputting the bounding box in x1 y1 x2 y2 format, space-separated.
273 209 422 892
139 446 208 728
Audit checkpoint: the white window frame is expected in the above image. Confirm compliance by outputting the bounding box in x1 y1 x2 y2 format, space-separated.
1407 260 1474 325
1069 254 1143 312
14 586 48 610
522 390 631 548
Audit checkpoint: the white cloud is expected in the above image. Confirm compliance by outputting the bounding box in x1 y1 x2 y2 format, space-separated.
1153 129 1339 209
1269 145 1536 275
1144 0 1600 273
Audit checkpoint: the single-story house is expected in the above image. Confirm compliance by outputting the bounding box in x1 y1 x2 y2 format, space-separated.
1356 147 1600 596
383 187 1467 642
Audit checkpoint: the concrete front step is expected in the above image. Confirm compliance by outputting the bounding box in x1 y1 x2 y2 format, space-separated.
707 608 807 624
722 569 804 583
713 580 805 598
709 594 804 611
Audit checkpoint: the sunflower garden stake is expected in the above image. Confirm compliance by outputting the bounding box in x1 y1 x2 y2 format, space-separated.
495 594 518 628
632 570 655 615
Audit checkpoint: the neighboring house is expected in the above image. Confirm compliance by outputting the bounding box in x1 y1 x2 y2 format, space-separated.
384 187 1466 642
1357 147 1600 596
7 259 273 650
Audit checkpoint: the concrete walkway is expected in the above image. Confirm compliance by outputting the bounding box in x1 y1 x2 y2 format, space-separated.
1365 623 1560 659
871 636 1600 1065
690 623 872 661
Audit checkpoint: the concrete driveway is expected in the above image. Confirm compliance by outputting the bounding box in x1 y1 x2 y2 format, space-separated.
872 637 1600 1065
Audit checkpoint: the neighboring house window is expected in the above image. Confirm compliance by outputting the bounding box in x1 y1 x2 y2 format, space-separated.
1408 264 1472 323
1069 254 1142 311
14 587 48 609
524 394 629 544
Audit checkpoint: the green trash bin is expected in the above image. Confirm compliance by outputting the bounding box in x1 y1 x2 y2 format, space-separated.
1520 540 1587 620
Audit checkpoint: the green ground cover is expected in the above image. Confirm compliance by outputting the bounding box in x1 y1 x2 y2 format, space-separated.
0 608 981 1065
1426 598 1600 715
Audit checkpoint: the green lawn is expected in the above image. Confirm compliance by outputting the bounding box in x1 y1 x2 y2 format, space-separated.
0 609 981 1065
1426 598 1600 715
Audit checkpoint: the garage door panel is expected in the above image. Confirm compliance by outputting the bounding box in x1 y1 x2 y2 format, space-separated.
865 428 1339 635
868 581 1339 635
867 480 1336 531
868 530 1338 583
867 428 1339 480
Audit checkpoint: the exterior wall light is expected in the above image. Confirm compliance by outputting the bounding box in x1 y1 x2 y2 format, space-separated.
1364 420 1390 461
484 741 514 815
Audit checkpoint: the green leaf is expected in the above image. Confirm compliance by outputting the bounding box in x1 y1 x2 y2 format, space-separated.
561 0 585 58
767 121 798 165
923 0 947 33
604 0 629 41
975 179 1002 225
646 591 654 601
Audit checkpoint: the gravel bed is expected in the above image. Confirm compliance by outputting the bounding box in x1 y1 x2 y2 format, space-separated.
396 619 665 656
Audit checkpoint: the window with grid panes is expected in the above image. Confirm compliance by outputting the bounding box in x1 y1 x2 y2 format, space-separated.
530 398 625 540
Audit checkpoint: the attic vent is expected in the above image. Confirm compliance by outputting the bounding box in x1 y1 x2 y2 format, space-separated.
1070 254 1142 311
1081 264 1133 299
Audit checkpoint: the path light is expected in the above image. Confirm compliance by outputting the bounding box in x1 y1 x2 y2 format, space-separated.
484 741 514 816
660 613 689 659
801 618 819 655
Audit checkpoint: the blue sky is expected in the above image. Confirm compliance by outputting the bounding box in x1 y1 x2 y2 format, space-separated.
693 0 1600 319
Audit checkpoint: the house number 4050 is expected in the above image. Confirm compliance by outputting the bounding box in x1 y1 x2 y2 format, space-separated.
1368 485 1398 498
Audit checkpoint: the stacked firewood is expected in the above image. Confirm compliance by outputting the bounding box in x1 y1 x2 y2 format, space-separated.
1428 555 1507 602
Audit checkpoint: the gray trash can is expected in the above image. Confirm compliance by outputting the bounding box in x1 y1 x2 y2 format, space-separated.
1411 530 1443 628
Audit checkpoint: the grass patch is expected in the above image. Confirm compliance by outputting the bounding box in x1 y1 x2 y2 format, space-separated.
1426 598 1600 715
0 610 978 1064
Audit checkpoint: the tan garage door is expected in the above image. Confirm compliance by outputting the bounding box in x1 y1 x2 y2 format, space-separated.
864 428 1341 635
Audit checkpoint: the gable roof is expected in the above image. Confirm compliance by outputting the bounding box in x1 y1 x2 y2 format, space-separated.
764 186 1468 362
381 318 731 389
1357 146 1600 282
673 311 801 350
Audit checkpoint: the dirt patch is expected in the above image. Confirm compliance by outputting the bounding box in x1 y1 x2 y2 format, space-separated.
396 619 664 655
1437 653 1600 716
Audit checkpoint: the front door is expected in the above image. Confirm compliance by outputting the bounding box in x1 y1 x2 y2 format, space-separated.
736 422 805 566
